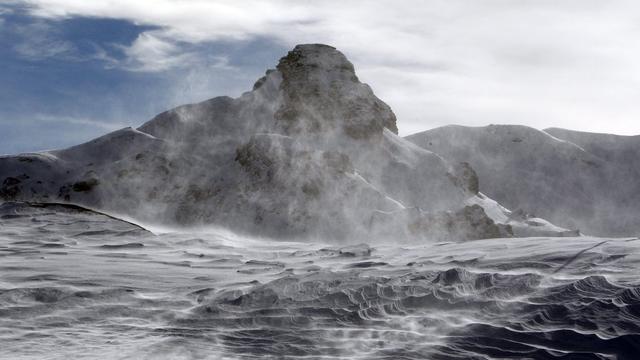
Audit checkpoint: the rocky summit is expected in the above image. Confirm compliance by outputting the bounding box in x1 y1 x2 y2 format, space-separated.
0 44 573 241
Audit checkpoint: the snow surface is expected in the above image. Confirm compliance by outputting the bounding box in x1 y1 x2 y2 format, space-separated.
0 202 638 359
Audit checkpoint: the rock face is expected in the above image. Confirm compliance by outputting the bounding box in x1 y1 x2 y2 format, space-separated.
274 44 398 139
407 124 639 236
0 44 570 241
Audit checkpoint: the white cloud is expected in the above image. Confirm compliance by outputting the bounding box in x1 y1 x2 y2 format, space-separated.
117 31 237 72
15 0 640 135
119 31 195 72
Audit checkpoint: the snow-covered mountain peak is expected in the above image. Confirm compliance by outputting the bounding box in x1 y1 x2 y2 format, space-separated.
0 44 573 241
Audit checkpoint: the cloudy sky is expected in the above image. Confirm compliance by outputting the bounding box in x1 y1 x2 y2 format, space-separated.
1 0 639 154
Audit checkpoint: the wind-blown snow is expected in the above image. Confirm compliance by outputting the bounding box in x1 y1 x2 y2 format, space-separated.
0 44 571 241
1 202 638 359
407 124 640 236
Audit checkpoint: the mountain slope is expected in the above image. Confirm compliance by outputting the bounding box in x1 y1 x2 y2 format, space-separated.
0 45 569 241
407 124 639 236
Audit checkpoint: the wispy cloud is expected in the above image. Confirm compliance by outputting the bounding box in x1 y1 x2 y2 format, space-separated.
7 18 119 64
10 0 640 136
115 31 236 72
0 2 18 15
28 114 129 131
12 21 76 60
118 31 195 72
0 114 131 154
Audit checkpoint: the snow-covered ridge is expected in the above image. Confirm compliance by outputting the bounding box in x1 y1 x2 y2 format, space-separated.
407 124 639 236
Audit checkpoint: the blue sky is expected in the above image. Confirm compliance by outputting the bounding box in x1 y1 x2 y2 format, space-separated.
2 1 640 154
0 3 288 153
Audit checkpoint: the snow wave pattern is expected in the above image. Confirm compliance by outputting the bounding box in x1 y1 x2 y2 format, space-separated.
1 204 639 359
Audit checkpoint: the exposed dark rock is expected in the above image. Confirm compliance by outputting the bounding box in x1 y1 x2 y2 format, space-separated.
3 177 22 186
1 177 21 199
72 178 99 192
450 162 479 195
409 204 511 241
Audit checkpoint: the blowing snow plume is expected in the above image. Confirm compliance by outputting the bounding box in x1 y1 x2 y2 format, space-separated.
0 44 573 241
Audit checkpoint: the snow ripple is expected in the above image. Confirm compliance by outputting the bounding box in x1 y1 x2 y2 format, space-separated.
1 203 639 359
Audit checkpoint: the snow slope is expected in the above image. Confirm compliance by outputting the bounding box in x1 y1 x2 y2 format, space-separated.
407 124 638 236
